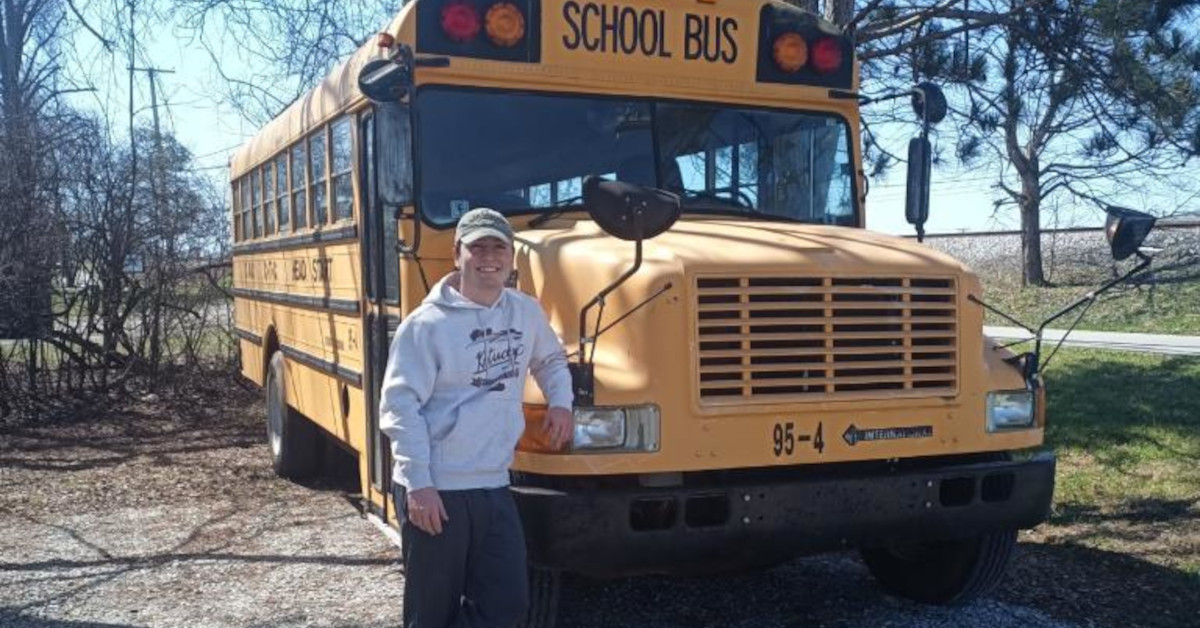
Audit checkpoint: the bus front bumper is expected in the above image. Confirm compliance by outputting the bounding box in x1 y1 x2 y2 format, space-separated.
511 453 1055 577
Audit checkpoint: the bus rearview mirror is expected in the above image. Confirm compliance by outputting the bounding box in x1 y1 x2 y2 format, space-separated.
1105 206 1156 261
905 137 931 230
375 103 413 208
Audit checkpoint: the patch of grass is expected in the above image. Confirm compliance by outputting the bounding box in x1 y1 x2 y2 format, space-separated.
980 274 1200 335
1043 349 1200 517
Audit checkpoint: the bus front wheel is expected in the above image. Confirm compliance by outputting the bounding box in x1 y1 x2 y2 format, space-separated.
518 566 561 628
860 529 1017 605
266 352 320 479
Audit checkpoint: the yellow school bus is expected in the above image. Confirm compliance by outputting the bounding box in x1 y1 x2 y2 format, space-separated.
230 0 1054 619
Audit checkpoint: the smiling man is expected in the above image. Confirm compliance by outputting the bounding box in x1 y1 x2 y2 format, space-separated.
379 207 574 628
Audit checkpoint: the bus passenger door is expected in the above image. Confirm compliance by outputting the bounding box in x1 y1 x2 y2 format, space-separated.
359 110 403 519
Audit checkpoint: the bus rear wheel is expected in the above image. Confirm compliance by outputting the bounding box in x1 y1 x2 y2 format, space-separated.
266 351 320 479
860 529 1017 605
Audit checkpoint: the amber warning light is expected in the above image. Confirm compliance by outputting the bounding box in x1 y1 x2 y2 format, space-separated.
486 3 527 47
772 33 807 72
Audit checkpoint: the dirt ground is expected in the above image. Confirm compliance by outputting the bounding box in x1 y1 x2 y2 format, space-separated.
1 376 1196 628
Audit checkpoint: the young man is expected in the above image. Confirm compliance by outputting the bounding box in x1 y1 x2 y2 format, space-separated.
379 207 574 628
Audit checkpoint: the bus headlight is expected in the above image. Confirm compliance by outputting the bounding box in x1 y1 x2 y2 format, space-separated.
987 390 1035 431
572 406 660 452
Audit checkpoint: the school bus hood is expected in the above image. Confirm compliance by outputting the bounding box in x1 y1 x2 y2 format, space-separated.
514 217 981 399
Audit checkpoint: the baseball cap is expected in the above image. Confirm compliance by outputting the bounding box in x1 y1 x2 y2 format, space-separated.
455 207 514 245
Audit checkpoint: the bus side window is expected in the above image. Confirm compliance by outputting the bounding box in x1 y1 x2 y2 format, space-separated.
311 129 328 225
231 180 240 242
251 170 262 238
331 117 354 222
241 177 251 240
276 153 290 233
262 164 275 235
291 143 308 229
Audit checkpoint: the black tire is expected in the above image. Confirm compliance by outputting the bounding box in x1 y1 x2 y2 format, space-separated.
518 566 561 628
860 529 1018 605
510 472 562 628
265 351 320 479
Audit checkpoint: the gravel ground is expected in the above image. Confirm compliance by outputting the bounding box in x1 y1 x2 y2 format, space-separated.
0 377 1180 628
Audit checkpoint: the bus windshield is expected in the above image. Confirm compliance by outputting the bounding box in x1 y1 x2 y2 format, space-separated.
416 89 857 227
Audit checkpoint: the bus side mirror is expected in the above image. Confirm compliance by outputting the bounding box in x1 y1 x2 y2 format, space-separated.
1105 206 1156 261
375 103 413 208
582 176 681 241
359 58 411 103
911 82 947 126
905 137 931 232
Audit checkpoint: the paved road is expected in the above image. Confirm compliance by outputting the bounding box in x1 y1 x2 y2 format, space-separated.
984 326 1200 355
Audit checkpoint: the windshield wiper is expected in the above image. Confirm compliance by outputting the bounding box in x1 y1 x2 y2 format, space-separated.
681 190 756 213
527 197 583 228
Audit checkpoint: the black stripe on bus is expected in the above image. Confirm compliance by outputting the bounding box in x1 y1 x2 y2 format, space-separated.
234 327 263 345
281 345 363 388
232 288 361 315
232 224 359 255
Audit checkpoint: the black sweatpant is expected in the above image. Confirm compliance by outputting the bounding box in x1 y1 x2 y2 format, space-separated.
395 485 529 628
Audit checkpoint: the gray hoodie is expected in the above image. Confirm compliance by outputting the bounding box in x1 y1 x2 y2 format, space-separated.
379 274 574 491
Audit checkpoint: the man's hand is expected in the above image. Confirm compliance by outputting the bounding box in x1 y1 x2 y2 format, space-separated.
543 406 573 451
406 487 449 535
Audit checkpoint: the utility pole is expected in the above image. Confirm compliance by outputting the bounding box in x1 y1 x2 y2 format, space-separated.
129 65 175 384
129 67 174 154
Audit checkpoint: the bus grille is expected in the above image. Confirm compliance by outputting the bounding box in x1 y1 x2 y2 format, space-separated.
695 276 958 404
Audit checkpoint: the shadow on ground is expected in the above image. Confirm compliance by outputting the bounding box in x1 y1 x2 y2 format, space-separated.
1044 354 1200 458
550 536 1199 628
0 614 139 628
1000 538 1199 628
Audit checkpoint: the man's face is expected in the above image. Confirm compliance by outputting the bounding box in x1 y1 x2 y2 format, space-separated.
455 236 513 293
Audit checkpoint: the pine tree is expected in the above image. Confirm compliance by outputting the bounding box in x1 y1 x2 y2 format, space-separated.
897 0 1200 284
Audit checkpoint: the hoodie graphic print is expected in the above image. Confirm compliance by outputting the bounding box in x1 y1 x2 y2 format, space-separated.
469 326 523 391
378 275 573 491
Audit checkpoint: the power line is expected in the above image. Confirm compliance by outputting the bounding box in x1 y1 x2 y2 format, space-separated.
193 142 247 161
871 174 1000 189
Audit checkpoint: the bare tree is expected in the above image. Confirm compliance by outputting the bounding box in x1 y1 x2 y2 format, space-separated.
169 0 394 124
1 113 233 423
1 0 71 382
825 0 855 27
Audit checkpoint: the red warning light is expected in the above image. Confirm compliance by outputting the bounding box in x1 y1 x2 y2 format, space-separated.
441 1 481 43
811 37 843 74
